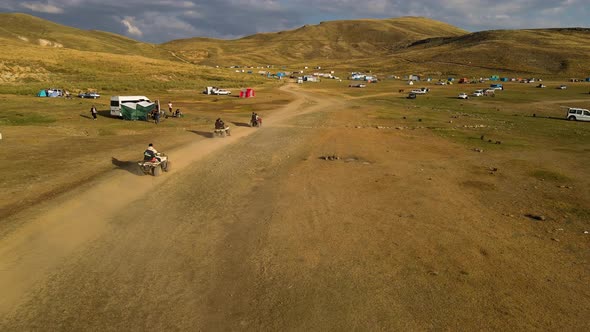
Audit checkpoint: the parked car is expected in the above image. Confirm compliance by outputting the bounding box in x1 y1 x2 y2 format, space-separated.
214 89 231 95
566 108 590 121
203 86 231 95
472 91 483 97
78 92 100 99
349 84 366 88
558 85 567 90
537 84 546 88
458 93 469 99
410 88 428 94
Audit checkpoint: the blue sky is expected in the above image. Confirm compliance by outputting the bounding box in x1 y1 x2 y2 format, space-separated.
1 0 588 43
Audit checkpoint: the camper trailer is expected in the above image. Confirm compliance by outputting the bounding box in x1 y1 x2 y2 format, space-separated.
110 96 151 117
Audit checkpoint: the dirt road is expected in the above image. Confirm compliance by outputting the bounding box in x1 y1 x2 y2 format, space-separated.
1 84 588 330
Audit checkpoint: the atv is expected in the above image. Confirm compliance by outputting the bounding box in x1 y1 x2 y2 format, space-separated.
213 127 231 137
138 153 170 176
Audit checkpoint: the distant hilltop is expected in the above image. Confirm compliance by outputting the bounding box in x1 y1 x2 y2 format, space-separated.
1 13 590 76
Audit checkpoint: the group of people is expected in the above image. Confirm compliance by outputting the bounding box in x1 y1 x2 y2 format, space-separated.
250 112 262 127
150 101 183 124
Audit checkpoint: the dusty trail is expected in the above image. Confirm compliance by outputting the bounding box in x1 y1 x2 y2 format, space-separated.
0 83 335 317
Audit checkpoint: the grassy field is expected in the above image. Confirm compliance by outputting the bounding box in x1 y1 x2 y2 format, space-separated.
0 43 268 95
285 80 590 261
1 12 589 221
2 76 588 219
0 84 293 218
1 71 590 329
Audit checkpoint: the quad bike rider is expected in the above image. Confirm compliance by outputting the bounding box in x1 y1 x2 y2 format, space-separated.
214 118 231 136
138 143 169 175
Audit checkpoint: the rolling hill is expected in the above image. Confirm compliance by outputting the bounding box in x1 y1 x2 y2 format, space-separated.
0 13 264 94
0 12 589 91
0 13 173 59
162 19 590 76
162 17 468 65
376 28 590 76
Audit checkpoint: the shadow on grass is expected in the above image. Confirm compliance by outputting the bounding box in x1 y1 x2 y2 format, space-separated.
528 115 568 121
231 121 250 127
112 157 143 175
79 114 93 120
188 130 213 138
97 110 113 118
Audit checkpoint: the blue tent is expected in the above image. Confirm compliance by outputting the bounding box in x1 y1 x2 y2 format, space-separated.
500 77 509 82
37 90 47 97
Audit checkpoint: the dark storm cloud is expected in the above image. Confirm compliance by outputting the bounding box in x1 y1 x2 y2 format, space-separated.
0 0 587 43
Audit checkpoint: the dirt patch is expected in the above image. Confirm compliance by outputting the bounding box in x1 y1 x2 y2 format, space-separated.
461 180 497 191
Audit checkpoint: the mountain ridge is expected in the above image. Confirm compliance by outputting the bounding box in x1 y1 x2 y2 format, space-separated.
1 13 589 80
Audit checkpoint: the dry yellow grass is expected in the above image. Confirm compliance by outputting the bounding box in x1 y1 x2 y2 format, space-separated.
162 17 467 65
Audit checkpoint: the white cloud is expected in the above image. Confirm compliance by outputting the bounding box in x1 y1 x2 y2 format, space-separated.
121 16 143 36
156 0 196 8
183 10 204 18
227 0 282 10
21 2 64 14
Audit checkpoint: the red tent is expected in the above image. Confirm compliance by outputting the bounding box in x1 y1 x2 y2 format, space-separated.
240 88 255 98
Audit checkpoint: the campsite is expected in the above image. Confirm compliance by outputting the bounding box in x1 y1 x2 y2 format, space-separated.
0 12 589 331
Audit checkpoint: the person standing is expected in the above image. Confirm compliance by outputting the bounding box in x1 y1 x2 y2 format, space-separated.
154 109 160 124
168 101 173 114
90 105 97 120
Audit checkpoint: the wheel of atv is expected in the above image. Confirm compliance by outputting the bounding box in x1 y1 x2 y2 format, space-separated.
152 165 162 176
163 161 170 172
138 164 148 175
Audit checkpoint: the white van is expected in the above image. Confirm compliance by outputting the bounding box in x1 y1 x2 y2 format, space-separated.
566 108 590 121
110 96 151 117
